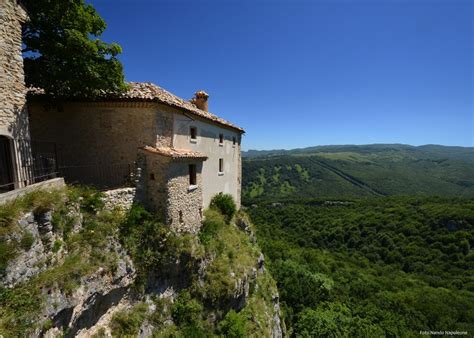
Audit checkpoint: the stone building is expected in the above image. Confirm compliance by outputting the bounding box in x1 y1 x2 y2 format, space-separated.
0 0 32 193
28 83 244 231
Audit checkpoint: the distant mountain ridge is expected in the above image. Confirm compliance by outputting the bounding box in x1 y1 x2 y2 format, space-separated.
242 144 474 203
243 144 474 161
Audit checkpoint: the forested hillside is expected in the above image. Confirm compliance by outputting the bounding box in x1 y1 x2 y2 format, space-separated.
242 144 474 203
248 197 474 336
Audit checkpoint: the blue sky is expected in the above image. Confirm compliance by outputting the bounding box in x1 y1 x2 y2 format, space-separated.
90 0 473 150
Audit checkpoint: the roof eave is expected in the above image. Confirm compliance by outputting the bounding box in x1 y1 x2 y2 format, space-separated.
27 94 245 133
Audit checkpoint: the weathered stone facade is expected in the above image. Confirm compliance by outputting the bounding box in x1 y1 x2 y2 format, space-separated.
28 101 174 187
166 160 203 232
102 187 136 212
136 149 204 233
0 0 32 190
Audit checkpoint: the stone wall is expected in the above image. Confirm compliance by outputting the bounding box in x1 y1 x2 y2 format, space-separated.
136 149 204 233
0 0 32 188
166 160 203 233
28 101 174 187
102 187 136 211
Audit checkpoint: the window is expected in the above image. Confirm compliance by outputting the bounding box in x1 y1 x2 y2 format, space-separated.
219 133 224 145
190 127 197 140
149 173 155 180
232 136 236 146
189 164 197 185
179 210 184 223
219 158 224 174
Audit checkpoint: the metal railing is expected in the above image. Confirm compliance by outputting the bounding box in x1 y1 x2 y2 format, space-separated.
58 162 136 189
0 162 58 193
1 139 136 193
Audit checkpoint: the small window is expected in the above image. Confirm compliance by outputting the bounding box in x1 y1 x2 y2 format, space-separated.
149 173 155 180
189 164 197 185
179 210 184 223
232 136 236 146
190 127 197 140
219 158 224 173
219 133 224 144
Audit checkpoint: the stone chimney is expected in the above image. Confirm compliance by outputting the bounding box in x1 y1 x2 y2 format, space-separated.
191 90 209 111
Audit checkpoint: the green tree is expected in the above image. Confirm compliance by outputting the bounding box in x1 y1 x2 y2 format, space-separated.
22 0 127 98
273 260 332 311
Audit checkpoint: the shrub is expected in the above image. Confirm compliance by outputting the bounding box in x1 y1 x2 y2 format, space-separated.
218 310 247 337
119 204 167 287
110 303 148 336
199 208 226 245
20 231 35 251
171 291 203 327
73 186 105 213
52 240 62 253
0 241 17 274
210 193 236 222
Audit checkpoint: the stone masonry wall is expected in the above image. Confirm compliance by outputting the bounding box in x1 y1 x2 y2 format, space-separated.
0 0 27 135
28 102 174 187
0 0 31 187
136 150 204 233
102 187 136 211
166 160 203 233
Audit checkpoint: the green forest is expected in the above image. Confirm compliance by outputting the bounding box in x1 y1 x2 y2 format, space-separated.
247 196 474 336
242 144 474 203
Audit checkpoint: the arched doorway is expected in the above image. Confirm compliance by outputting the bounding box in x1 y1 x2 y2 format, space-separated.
0 136 15 192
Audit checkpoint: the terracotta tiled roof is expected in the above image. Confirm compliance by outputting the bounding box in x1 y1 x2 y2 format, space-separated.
121 82 243 133
28 82 244 133
142 146 208 160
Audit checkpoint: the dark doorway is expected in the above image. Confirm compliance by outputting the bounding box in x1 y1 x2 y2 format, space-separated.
0 136 15 192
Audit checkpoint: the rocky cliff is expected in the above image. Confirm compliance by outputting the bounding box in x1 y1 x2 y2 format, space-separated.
0 187 283 337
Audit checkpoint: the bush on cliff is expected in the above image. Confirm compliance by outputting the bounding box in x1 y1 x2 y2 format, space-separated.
210 193 237 222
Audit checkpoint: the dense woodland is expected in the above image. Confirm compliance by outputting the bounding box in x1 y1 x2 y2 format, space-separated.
248 196 474 336
243 145 474 203
243 143 474 336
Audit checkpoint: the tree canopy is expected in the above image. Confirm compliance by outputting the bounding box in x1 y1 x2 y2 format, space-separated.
22 0 127 98
249 196 474 335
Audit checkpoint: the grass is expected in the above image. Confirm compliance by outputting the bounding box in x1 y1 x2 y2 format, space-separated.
196 209 260 309
0 188 67 233
0 188 68 277
20 231 35 250
110 302 148 336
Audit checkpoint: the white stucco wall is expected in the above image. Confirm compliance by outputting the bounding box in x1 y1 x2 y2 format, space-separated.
172 113 242 209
